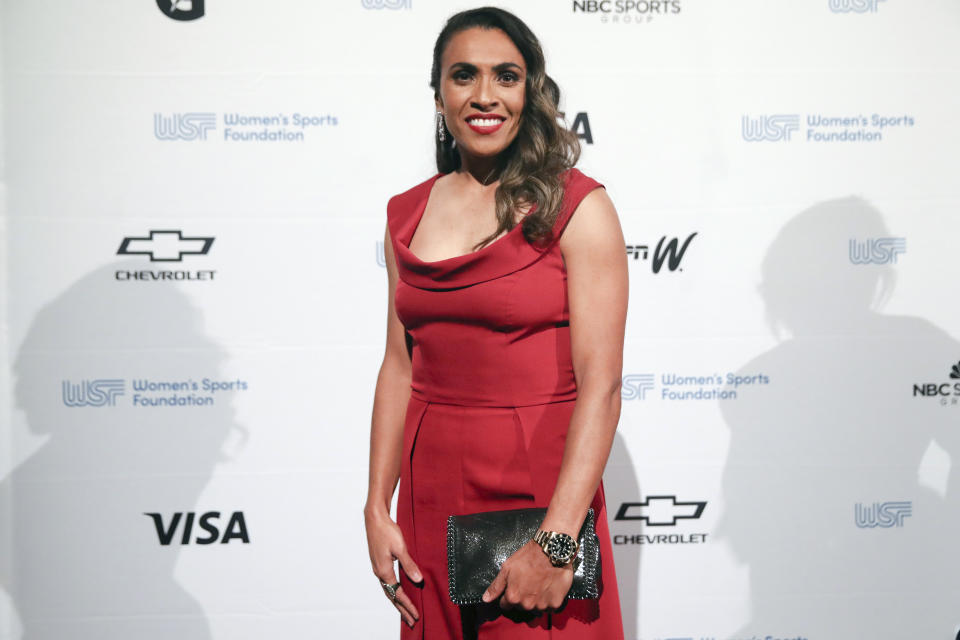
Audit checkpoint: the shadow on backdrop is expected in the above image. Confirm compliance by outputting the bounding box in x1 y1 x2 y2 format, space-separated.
1 262 247 639
716 197 959 638
604 432 642 638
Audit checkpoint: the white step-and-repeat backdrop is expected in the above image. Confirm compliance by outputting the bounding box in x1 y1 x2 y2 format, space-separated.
2 1 958 639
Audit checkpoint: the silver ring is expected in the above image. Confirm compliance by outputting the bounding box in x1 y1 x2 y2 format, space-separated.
380 579 401 600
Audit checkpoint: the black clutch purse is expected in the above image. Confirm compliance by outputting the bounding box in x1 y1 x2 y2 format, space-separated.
446 506 601 606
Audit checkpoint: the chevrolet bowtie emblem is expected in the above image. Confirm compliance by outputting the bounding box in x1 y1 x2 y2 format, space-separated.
117 230 214 262
615 496 707 526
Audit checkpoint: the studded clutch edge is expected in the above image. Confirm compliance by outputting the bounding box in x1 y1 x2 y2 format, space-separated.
446 506 601 606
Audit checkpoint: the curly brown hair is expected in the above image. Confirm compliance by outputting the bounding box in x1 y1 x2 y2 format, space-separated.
430 6 582 252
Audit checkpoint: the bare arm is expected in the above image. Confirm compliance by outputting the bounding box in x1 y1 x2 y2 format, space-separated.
364 223 422 628
481 186 628 610
365 223 414 516
538 186 629 537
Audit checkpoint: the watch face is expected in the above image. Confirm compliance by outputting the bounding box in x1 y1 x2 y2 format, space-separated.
546 533 576 563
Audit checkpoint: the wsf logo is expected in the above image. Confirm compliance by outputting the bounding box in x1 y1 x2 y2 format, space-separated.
156 0 205 21
829 0 886 13
626 233 697 273
62 379 125 407
621 374 655 400
741 114 800 142
855 501 912 528
361 0 411 9
849 237 906 264
117 230 214 262
154 113 216 140
615 496 706 526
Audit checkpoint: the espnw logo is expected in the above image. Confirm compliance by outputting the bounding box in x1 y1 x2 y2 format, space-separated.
117 230 214 262
741 114 800 142
615 496 707 526
829 0 886 13
156 0 205 21
621 374 655 400
361 0 411 9
154 113 216 141
62 379 125 407
849 237 906 264
854 501 911 528
626 233 697 273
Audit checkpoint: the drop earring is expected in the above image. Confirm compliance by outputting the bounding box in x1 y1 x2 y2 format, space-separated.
436 110 446 143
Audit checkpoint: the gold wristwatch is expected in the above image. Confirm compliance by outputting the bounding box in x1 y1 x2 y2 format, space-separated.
532 528 579 567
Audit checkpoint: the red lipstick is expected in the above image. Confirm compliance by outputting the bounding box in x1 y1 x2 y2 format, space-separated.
465 114 506 135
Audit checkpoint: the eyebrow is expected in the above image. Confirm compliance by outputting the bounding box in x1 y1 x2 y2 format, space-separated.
449 62 524 73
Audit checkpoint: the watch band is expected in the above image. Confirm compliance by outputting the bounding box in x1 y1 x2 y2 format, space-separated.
533 529 580 566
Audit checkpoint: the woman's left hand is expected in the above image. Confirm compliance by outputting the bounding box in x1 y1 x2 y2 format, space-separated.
481 539 574 612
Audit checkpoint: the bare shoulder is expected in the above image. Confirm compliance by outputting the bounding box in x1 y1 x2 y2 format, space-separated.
556 185 625 258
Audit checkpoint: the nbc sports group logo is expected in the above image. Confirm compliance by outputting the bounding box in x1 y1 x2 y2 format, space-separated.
849 237 906 265
912 360 960 407
854 501 912 528
571 0 683 24
626 233 697 274
742 112 915 143
613 495 708 545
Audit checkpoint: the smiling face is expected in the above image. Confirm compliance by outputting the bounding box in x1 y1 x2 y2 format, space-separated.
435 26 527 160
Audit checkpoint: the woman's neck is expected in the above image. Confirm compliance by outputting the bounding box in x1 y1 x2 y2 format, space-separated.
456 150 507 187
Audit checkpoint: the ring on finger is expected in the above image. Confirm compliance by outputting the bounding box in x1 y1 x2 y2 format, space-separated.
379 579 401 600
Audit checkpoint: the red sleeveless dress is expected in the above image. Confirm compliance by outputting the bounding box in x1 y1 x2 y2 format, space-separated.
388 168 625 640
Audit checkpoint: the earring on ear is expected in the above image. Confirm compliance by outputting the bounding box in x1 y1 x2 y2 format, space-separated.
436 110 446 142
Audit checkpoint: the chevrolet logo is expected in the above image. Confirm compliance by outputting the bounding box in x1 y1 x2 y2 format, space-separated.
614 496 706 526
117 230 214 262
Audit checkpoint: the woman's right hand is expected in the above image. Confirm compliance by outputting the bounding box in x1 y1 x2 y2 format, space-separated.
364 505 422 628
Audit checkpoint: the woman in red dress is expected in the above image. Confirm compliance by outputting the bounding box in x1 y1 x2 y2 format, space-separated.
364 7 628 639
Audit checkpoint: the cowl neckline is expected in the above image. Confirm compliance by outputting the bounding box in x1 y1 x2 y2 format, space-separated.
388 168 595 290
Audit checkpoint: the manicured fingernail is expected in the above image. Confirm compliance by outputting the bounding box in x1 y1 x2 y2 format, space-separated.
481 592 489 602
413 573 422 582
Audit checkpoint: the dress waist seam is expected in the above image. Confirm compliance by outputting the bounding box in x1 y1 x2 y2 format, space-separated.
409 388 577 408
